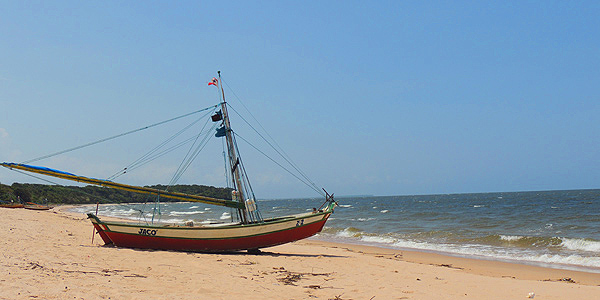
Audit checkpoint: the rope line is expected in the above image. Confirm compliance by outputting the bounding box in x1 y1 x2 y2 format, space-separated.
107 111 212 181
168 122 219 187
228 104 324 197
222 81 322 195
23 105 218 164
234 132 324 196
223 80 323 195
110 135 200 181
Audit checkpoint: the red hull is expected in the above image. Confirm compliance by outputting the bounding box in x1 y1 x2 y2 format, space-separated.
102 218 327 252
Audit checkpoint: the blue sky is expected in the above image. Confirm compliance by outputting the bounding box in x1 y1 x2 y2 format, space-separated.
1 1 598 198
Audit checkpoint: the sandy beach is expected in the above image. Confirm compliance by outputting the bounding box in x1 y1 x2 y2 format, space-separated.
1 207 599 300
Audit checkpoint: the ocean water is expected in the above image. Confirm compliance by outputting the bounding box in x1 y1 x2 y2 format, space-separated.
72 189 600 272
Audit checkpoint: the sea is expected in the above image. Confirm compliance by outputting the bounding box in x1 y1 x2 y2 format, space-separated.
71 189 600 273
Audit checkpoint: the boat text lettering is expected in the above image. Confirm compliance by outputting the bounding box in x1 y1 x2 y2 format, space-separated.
296 219 304 227
138 228 157 236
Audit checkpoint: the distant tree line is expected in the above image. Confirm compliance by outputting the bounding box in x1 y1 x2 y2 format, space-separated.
0 182 233 205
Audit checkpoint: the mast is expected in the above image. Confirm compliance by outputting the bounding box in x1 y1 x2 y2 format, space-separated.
217 71 249 224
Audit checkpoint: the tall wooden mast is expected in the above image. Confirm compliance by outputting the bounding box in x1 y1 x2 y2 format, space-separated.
217 71 249 224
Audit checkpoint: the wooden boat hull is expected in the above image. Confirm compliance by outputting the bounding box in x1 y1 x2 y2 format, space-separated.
24 205 52 210
88 206 333 252
0 203 25 208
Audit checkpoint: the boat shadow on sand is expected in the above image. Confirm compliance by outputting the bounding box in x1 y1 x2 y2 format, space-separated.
96 244 347 258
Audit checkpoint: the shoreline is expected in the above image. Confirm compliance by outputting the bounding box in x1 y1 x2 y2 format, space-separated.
61 204 600 275
303 240 600 286
60 204 600 275
2 206 599 299
311 236 600 275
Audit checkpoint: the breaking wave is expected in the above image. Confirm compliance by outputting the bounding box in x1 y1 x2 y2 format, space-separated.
317 227 600 271
169 210 205 216
560 238 600 252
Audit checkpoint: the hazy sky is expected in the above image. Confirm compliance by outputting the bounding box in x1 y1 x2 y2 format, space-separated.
1 1 598 198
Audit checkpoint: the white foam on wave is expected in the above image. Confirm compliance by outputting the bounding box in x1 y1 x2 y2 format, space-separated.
392 239 437 250
473 205 484 208
189 206 199 209
500 235 524 241
388 239 600 269
560 238 600 252
361 235 396 244
335 228 362 238
339 204 353 208
220 212 231 220
438 242 599 269
169 210 205 216
71 206 94 214
159 218 190 224
320 231 600 270
109 208 138 215
530 254 600 269
380 210 389 213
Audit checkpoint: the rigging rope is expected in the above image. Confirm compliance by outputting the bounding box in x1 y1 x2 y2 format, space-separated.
231 133 255 199
227 104 325 197
234 132 325 197
222 79 323 195
168 122 219 187
223 81 323 195
221 137 232 189
109 135 200 181
107 111 212 181
22 105 218 165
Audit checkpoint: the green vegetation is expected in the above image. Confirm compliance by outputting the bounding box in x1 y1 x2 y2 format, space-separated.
0 182 232 205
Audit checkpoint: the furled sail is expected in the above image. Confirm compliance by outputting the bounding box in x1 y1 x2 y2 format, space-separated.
0 162 244 209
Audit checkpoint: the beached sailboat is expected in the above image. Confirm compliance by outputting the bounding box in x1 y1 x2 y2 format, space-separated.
0 202 25 209
24 202 53 210
1 72 336 252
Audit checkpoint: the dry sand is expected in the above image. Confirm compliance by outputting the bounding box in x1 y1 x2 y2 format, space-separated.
1 206 599 300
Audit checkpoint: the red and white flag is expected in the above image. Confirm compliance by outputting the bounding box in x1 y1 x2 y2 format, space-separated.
208 77 218 86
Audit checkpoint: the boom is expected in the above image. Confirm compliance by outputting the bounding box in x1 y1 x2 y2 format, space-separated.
1 162 243 209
